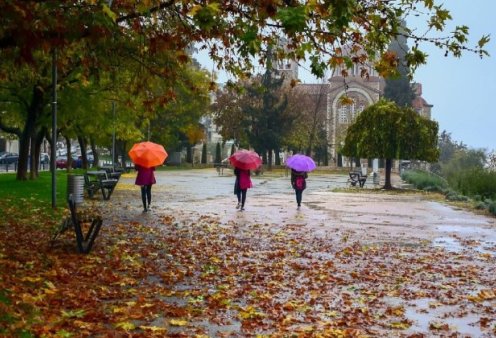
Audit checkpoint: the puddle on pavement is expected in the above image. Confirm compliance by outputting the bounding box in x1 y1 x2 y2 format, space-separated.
433 237 464 252
148 315 242 336
384 297 484 336
437 224 495 236
434 224 496 254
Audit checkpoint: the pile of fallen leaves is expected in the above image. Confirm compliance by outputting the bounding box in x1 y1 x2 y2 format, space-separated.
1 200 495 337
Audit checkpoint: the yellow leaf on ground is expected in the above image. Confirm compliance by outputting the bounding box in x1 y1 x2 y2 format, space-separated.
169 319 188 326
140 325 167 332
115 321 136 330
20 276 42 283
390 321 411 329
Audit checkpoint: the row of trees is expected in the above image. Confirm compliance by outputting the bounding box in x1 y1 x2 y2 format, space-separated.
211 46 331 169
0 1 488 181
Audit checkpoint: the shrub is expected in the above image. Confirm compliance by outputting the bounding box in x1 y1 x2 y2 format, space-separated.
447 168 496 200
474 201 488 210
488 200 496 216
445 191 469 202
401 169 448 192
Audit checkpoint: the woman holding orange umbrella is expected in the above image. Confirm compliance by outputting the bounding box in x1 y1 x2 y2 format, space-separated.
128 141 168 212
135 165 156 212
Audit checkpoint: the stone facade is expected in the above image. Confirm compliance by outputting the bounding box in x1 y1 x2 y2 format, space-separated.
289 65 432 166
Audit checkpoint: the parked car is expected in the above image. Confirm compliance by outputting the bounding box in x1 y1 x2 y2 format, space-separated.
40 153 50 164
56 156 79 169
0 152 19 164
77 155 93 167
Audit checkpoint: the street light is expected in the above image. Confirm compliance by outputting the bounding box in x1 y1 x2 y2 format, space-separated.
112 101 116 167
51 48 57 209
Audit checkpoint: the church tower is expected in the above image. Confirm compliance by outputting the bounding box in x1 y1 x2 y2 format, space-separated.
326 47 384 164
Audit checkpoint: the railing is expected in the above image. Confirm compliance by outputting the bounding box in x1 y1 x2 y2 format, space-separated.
0 161 51 173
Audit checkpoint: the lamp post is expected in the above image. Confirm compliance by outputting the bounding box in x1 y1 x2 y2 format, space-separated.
51 48 57 209
112 101 116 167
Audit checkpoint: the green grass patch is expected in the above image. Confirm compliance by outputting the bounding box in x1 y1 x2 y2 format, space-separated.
0 170 86 228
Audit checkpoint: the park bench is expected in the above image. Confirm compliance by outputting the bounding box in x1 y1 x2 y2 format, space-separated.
84 170 118 200
214 163 229 175
348 170 367 188
51 194 102 254
99 165 124 180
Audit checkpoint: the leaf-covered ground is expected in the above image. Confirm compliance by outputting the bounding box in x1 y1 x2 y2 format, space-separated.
1 170 495 337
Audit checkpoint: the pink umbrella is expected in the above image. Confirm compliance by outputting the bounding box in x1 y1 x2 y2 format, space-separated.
229 149 262 170
286 154 316 172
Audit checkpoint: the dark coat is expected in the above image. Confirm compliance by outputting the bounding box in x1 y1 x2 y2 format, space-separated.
291 169 307 191
135 165 156 186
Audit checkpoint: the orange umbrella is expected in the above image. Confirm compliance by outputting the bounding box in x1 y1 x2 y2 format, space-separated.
128 141 168 168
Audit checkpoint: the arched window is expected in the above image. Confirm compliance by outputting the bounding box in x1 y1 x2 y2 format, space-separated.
337 92 368 124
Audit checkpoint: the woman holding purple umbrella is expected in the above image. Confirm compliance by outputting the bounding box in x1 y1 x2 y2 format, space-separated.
286 154 316 210
291 169 308 209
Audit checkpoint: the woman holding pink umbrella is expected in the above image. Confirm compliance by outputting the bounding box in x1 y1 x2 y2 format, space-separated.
229 149 261 211
234 167 252 211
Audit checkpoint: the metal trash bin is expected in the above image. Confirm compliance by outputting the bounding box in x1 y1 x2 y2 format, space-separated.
67 175 85 205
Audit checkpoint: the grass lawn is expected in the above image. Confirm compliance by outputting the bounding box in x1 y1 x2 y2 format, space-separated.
0 170 86 228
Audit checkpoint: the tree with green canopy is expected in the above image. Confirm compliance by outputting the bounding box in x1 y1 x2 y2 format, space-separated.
341 99 439 189
1 1 488 77
0 0 489 180
213 67 300 168
247 64 292 167
211 84 249 147
283 81 328 159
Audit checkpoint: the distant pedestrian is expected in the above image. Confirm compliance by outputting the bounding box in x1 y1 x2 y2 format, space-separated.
135 165 156 212
291 169 307 209
234 168 252 211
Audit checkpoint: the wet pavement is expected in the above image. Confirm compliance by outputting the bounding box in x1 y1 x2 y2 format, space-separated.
101 168 496 336
113 168 496 252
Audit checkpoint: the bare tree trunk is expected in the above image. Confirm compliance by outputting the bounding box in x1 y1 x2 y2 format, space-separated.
90 138 98 168
384 158 393 189
17 87 46 180
29 136 37 179
268 150 273 170
275 147 281 165
64 136 73 170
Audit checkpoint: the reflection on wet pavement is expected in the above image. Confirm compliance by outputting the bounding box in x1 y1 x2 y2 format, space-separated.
115 168 496 249
105 168 496 336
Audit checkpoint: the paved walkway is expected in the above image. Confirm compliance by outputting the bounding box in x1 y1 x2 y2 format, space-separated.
99 168 495 336
110 168 496 251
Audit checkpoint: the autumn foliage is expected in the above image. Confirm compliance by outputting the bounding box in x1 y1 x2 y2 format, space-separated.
1 187 495 336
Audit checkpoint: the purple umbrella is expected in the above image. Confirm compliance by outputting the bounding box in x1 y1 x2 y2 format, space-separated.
286 154 316 172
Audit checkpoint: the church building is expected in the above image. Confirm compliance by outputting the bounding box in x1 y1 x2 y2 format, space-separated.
276 55 432 166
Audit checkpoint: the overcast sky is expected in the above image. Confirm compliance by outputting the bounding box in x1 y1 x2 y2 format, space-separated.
408 0 495 152
196 1 495 152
